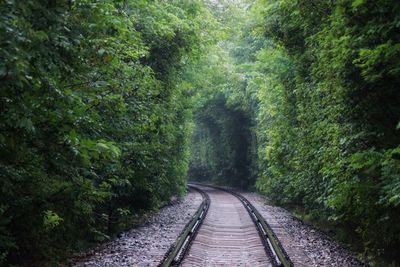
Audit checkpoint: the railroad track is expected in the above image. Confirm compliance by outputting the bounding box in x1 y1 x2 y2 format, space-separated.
159 184 293 267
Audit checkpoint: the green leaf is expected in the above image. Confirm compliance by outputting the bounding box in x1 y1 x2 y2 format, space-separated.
352 0 366 9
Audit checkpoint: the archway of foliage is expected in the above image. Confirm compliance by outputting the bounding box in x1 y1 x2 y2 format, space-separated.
189 93 255 190
186 0 259 190
1 0 400 265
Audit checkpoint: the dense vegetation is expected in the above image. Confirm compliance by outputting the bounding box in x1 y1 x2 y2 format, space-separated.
187 1 259 190
0 0 212 265
253 0 400 263
1 0 400 266
188 0 400 264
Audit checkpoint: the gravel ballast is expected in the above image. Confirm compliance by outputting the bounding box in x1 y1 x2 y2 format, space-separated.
242 192 365 267
71 189 203 267
71 187 366 267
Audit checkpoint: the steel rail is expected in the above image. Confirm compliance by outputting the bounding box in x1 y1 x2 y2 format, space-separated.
159 185 210 267
192 183 294 267
160 184 293 267
234 192 293 267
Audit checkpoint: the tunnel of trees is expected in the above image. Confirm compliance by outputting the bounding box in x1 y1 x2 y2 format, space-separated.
188 93 256 189
1 0 400 266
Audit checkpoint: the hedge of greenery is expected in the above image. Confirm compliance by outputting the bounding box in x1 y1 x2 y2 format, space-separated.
0 0 210 265
253 0 400 262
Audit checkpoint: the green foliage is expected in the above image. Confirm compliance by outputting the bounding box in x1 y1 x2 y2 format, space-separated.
189 0 400 264
43 210 63 232
0 0 211 265
2 0 400 265
186 2 258 190
250 0 400 263
189 93 255 189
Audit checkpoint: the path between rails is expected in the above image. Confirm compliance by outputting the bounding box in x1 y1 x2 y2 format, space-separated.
181 185 272 267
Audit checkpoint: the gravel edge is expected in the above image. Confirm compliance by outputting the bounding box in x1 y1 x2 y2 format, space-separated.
70 189 203 267
241 192 366 267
